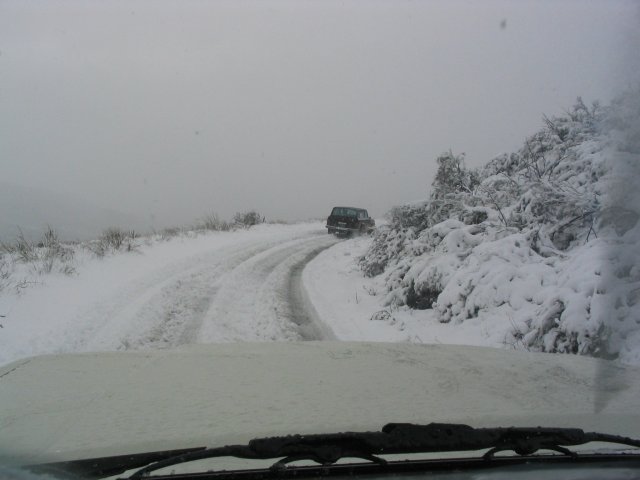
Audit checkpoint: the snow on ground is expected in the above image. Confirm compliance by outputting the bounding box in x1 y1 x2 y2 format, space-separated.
2 216 635 370
0 222 331 366
304 234 503 348
305 231 640 366
2 217 506 370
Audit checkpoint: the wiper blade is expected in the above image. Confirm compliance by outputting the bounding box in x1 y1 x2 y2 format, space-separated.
29 423 640 479
123 423 640 478
27 447 207 479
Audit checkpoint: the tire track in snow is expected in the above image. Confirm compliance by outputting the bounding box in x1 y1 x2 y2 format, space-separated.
73 243 277 352
72 232 339 351
196 235 339 343
286 244 337 340
71 235 312 351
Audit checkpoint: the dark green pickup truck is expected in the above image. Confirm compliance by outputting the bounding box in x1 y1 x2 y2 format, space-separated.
326 206 375 236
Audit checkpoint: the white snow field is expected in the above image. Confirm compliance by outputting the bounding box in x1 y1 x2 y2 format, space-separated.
0 223 339 366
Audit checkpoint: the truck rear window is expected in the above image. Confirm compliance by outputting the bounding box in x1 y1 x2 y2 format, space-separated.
331 208 358 217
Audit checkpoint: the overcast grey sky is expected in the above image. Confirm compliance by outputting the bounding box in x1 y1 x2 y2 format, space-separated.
1 0 638 229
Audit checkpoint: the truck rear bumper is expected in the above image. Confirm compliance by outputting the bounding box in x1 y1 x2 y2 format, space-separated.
326 225 357 232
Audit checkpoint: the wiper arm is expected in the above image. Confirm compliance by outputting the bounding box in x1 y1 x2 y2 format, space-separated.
124 423 640 478
28 423 640 479
28 447 208 479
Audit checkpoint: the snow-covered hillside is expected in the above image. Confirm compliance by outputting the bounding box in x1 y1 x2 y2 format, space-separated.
357 90 640 365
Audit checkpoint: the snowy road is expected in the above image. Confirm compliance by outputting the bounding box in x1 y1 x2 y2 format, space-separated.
77 234 340 350
0 224 339 365
195 235 338 343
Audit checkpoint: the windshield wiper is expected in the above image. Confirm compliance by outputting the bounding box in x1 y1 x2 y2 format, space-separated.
29 423 640 479
27 447 208 479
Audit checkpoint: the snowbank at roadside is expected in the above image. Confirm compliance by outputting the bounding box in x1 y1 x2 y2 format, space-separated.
304 235 506 348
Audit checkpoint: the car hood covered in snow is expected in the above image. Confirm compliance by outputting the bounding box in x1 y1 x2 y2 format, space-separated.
1 342 639 466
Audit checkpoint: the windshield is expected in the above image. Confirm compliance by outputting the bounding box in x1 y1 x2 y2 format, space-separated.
1 0 639 474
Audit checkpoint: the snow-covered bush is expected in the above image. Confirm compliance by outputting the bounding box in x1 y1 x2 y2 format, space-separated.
196 213 232 232
233 210 264 227
87 227 139 257
0 227 75 277
431 151 480 200
360 91 640 362
0 256 10 293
